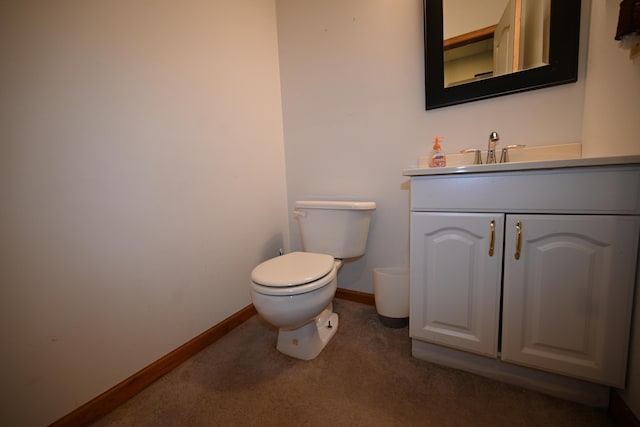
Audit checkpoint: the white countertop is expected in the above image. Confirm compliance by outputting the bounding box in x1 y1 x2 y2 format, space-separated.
403 155 640 176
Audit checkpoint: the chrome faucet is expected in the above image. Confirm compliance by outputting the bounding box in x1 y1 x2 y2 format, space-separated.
486 131 500 164
499 144 526 163
460 148 483 165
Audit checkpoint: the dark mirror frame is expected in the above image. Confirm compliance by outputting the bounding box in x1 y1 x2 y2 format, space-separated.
425 0 581 110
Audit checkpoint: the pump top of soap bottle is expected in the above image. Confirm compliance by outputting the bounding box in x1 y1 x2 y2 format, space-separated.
429 136 447 168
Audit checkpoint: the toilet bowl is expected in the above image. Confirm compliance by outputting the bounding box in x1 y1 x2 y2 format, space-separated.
250 199 376 360
251 252 340 360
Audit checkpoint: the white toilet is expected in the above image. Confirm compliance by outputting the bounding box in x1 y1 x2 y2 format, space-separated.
250 200 376 360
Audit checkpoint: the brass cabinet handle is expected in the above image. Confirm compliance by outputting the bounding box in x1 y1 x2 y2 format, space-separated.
489 219 496 257
515 220 522 260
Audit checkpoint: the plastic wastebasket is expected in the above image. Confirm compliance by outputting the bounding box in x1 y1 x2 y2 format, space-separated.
373 267 409 328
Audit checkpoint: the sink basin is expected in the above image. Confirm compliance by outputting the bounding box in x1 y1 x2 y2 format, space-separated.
407 145 640 177
419 143 582 169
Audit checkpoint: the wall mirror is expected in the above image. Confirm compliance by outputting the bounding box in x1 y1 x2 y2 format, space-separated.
425 0 581 110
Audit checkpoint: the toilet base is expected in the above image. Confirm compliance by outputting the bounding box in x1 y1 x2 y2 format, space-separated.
276 305 339 360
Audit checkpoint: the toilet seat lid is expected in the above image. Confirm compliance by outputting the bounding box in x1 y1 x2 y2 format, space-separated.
251 252 334 287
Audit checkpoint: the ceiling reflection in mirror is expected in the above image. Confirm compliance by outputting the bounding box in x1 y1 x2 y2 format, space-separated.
443 0 551 88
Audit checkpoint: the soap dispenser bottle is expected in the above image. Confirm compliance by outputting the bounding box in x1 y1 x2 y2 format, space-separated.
429 136 447 168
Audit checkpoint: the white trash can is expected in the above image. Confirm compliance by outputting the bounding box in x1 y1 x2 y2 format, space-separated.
373 267 409 328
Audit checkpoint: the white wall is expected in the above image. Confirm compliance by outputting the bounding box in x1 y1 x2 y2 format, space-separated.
2 0 638 424
277 0 640 417
582 0 640 157
277 0 588 293
0 1 288 425
581 0 640 419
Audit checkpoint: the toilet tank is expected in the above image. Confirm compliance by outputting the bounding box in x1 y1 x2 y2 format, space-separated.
294 200 376 259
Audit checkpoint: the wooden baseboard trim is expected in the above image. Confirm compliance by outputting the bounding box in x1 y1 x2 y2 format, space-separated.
335 288 375 306
50 304 257 427
53 292 373 425
610 390 640 427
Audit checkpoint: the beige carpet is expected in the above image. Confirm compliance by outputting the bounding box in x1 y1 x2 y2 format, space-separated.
92 299 615 426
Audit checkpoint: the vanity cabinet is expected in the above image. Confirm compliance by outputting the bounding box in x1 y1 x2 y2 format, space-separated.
407 164 640 388
501 215 640 385
410 212 503 357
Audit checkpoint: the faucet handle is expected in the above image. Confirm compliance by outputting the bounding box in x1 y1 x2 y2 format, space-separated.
499 144 526 163
460 148 483 165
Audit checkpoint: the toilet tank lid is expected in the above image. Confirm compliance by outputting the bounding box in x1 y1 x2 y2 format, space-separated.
295 200 376 210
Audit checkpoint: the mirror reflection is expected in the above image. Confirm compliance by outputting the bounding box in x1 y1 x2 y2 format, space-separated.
443 0 551 88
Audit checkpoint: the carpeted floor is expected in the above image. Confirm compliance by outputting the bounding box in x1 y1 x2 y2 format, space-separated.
92 299 616 426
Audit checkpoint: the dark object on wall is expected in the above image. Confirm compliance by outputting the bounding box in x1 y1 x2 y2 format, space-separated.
615 0 640 40
424 0 581 110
